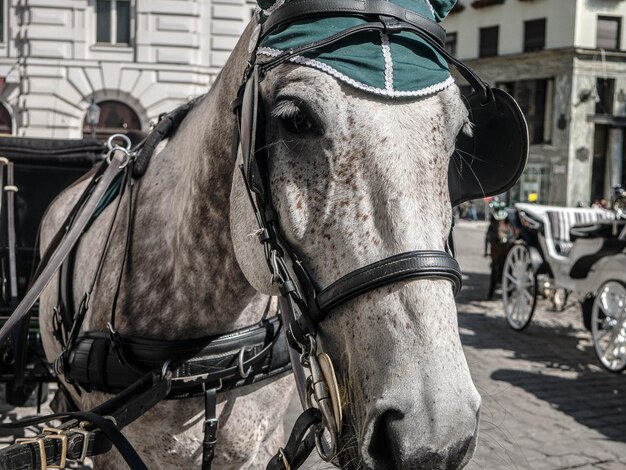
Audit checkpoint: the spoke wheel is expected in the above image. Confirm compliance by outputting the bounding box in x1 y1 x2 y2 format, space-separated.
591 281 626 373
502 244 537 331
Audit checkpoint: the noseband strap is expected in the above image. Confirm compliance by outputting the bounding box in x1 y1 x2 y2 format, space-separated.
293 251 461 323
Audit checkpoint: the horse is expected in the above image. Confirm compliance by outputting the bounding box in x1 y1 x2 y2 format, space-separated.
37 9 482 470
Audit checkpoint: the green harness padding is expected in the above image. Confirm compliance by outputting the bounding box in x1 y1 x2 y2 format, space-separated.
84 172 125 231
258 0 457 97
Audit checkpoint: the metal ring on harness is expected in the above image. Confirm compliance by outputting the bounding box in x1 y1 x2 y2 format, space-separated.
106 134 132 152
105 147 132 169
74 422 96 462
161 360 172 381
238 347 252 378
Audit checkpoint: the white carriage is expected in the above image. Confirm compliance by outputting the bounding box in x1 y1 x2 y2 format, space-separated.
502 203 626 372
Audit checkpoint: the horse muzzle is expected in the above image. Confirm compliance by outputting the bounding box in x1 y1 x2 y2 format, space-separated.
359 395 481 470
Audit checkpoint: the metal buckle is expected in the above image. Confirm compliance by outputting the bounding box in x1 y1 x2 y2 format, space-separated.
42 427 68 469
73 421 95 462
15 437 48 470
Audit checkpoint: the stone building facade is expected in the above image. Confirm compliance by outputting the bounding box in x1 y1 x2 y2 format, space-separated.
0 0 254 139
0 0 624 206
445 0 626 206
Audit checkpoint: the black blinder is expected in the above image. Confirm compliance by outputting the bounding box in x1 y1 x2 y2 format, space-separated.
449 87 529 207
239 66 268 203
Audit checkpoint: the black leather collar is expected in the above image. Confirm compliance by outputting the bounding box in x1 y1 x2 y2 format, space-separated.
62 315 291 398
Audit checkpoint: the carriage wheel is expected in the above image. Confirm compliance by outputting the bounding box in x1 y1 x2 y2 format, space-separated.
591 281 626 373
502 244 537 331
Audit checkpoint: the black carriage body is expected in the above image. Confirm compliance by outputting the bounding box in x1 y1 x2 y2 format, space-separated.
512 207 550 276
0 137 102 397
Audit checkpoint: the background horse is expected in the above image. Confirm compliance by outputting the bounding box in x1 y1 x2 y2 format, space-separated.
38 8 481 470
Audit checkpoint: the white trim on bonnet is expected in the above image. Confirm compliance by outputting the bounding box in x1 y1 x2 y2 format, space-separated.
261 0 285 16
380 33 394 92
257 47 454 98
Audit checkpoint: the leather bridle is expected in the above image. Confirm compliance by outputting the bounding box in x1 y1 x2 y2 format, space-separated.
232 2 475 465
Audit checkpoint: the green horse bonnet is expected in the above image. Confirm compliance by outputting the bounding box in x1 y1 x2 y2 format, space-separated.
256 0 457 97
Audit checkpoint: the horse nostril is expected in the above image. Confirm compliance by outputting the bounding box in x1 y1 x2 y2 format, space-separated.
365 408 404 469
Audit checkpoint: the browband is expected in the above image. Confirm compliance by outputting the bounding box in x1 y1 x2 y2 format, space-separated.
261 0 447 46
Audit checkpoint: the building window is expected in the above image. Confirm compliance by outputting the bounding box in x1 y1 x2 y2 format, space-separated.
479 26 499 58
597 16 621 50
83 100 142 142
524 18 546 52
498 79 554 145
96 0 131 45
596 78 615 115
445 32 458 56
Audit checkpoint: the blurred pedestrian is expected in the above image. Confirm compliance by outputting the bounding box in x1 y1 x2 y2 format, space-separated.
468 201 477 221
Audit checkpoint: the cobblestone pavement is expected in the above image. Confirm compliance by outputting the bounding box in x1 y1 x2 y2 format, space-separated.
455 221 626 470
1 220 625 470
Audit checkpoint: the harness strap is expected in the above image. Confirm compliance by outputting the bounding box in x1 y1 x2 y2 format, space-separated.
266 408 321 470
0 156 125 346
6 162 17 304
261 0 446 45
62 314 291 398
0 370 170 470
201 388 218 470
3 159 32 400
133 98 200 178
57 168 132 377
311 250 462 320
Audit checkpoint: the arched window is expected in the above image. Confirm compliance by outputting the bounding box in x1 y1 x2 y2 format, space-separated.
0 103 13 135
83 100 142 143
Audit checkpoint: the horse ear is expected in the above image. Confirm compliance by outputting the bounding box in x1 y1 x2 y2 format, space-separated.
426 0 458 22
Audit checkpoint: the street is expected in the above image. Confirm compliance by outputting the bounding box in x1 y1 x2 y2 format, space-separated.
454 221 626 469
287 220 626 469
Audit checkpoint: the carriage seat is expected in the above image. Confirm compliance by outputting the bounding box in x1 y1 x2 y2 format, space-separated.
545 208 615 257
569 220 626 241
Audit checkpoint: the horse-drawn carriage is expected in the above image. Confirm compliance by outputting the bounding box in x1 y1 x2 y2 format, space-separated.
0 137 102 405
502 202 626 372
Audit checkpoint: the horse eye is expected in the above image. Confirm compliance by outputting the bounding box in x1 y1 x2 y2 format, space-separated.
280 110 316 135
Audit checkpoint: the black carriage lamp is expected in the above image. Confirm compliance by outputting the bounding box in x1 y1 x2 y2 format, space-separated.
86 97 101 139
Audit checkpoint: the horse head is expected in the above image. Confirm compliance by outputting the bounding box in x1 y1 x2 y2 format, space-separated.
230 4 482 465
